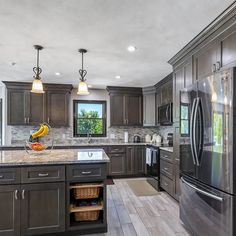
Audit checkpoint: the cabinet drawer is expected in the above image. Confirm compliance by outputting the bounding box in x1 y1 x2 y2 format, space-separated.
160 160 174 180
21 166 65 183
108 146 125 153
160 150 173 163
67 164 106 181
160 174 174 196
0 167 20 184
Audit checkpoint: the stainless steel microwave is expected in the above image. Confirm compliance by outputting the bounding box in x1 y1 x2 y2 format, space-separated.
158 103 173 125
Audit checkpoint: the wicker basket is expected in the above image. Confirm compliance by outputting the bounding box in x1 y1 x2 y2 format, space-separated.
73 184 101 199
74 210 100 221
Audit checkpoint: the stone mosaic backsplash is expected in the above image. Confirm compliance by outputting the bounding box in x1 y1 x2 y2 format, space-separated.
10 125 173 146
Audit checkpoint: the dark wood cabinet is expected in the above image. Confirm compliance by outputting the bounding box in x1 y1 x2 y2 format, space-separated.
21 182 65 235
107 87 142 126
109 153 126 176
7 89 27 125
134 146 145 174
4 82 72 126
160 79 173 105
126 146 135 175
110 94 125 126
0 185 20 236
46 91 70 126
28 92 45 125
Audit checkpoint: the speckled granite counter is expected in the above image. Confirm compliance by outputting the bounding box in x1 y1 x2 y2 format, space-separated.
0 148 110 166
159 147 173 152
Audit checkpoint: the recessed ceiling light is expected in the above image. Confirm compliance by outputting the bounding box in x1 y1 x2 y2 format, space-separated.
88 85 92 88
55 72 61 76
115 75 121 79
127 45 137 52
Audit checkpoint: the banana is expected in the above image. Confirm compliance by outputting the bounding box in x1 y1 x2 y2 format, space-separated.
32 124 45 139
37 124 49 137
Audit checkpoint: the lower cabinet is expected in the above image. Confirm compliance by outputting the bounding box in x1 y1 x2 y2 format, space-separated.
109 153 126 176
21 183 65 235
0 183 65 236
108 145 146 177
0 185 20 236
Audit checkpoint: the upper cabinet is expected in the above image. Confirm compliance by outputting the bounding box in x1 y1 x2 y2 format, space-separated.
107 86 142 126
142 86 156 127
4 82 73 126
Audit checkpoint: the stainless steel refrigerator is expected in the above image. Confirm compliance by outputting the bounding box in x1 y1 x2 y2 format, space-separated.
179 67 236 236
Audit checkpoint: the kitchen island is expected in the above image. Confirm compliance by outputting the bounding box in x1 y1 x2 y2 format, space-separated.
0 148 109 236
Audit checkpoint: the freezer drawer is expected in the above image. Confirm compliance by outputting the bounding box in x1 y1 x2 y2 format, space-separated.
180 176 233 236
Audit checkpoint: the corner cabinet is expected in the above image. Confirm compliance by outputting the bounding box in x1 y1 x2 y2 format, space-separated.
142 86 156 126
107 87 143 126
3 82 73 126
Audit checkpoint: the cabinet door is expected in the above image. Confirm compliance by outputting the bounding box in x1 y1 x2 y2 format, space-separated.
161 80 173 105
156 88 161 125
21 182 65 235
126 146 135 175
221 24 236 67
126 95 142 126
28 92 45 125
143 93 156 126
0 185 20 236
46 91 69 126
194 40 220 80
135 146 145 174
174 159 180 201
110 94 125 126
109 154 125 176
7 89 27 125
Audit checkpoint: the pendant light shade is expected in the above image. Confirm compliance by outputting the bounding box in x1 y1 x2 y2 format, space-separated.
78 81 89 95
31 45 44 94
77 48 90 95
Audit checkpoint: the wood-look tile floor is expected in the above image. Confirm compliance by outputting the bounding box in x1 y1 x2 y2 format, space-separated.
82 178 190 236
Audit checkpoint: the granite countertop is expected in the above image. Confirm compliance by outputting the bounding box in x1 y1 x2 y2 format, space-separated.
0 148 110 166
159 147 173 152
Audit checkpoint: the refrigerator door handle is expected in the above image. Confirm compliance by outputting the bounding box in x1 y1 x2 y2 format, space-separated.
193 98 200 166
197 98 204 165
190 98 197 165
181 177 223 202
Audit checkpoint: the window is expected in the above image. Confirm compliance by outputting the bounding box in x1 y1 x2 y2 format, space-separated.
73 100 106 137
180 103 190 136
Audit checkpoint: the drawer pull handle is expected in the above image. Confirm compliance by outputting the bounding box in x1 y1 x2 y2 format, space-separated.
164 182 168 186
14 190 18 200
164 167 168 171
0 175 4 179
38 173 49 177
81 171 92 175
22 189 26 200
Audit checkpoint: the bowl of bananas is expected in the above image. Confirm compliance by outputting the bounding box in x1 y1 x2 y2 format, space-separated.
25 123 54 155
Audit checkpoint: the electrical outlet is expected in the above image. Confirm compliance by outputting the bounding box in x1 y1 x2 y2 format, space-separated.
62 134 66 139
30 130 34 135
110 133 115 139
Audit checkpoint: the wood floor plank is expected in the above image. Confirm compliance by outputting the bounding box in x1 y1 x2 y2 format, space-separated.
121 223 137 236
129 213 150 236
116 205 132 225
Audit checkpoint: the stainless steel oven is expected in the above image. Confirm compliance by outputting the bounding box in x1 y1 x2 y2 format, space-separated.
158 103 173 125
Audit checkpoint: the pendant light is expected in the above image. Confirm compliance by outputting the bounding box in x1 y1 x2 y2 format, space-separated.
31 45 45 93
77 49 89 95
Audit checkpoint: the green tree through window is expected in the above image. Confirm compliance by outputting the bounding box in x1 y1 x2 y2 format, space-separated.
73 100 106 137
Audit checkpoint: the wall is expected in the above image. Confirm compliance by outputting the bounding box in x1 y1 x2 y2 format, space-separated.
7 88 174 146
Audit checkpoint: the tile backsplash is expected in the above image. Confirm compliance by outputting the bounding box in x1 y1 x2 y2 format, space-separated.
10 125 173 146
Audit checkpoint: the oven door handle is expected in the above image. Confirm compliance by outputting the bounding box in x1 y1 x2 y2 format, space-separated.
181 177 223 202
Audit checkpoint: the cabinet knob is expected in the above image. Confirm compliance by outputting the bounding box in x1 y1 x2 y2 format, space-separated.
22 189 26 200
47 117 50 123
27 117 30 123
24 117 27 123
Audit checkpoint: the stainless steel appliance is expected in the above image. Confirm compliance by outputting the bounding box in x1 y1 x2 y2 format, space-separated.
158 103 172 125
133 135 141 143
146 146 159 190
179 68 236 236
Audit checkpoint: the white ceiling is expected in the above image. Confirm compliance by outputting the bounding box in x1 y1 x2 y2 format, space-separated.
0 0 234 88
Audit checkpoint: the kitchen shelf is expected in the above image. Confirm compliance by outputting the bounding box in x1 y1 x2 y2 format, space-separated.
69 183 103 189
70 202 103 213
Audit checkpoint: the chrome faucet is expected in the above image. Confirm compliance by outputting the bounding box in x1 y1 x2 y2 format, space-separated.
87 133 92 143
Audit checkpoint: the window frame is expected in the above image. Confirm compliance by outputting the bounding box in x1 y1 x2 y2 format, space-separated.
73 100 107 137
180 102 190 137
